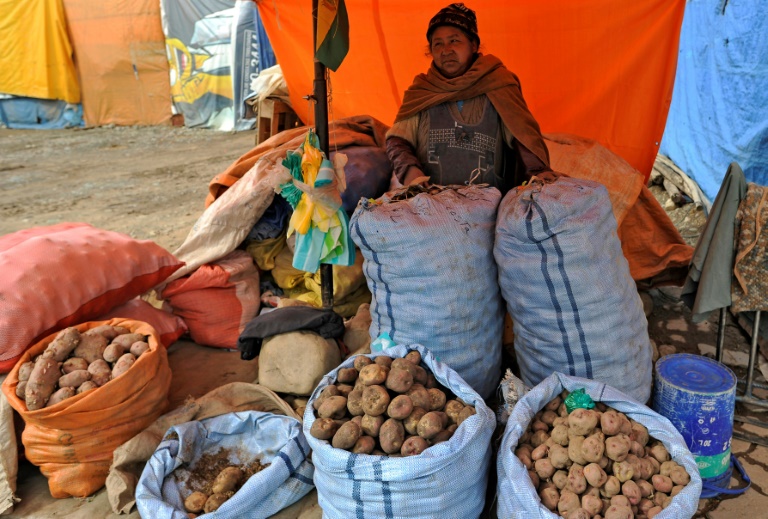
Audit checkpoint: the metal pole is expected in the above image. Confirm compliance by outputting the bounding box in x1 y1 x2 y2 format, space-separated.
313 0 334 310
744 310 762 398
716 307 726 363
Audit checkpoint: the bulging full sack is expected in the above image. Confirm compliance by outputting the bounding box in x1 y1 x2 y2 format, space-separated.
494 177 652 403
304 344 495 519
496 372 702 519
350 185 504 399
136 411 314 519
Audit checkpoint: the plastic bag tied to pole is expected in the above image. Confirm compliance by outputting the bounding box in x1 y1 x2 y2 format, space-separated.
565 388 596 414
278 131 354 273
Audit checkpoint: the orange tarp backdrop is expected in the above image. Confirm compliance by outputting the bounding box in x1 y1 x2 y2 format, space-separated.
257 0 685 178
61 0 172 126
0 0 80 103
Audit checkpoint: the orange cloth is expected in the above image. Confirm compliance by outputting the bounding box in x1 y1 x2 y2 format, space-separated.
396 54 550 168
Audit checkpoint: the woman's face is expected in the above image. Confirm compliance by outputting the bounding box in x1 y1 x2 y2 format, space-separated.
430 26 478 79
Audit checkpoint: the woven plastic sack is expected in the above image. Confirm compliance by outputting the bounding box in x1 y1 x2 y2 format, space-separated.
350 185 504 399
136 411 314 519
1 318 171 498
497 372 702 518
494 177 652 403
304 344 495 519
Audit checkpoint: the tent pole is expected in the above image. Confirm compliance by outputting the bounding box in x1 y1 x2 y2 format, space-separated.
313 0 334 311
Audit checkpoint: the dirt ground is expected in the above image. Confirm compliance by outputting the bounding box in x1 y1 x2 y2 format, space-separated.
1 126 767 518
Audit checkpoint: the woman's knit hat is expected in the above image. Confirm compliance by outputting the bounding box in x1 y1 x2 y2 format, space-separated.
427 3 480 45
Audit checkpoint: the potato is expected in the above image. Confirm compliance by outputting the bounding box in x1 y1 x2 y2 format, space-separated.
86 325 129 340
42 327 81 362
184 491 208 513
77 380 98 394
444 400 465 424
540 410 558 426
552 469 568 489
385 368 414 393
18 361 35 382
112 353 136 378
539 487 560 511
516 446 533 470
72 333 108 365
638 497 654 515
457 406 476 425
129 341 150 357
25 357 60 410
404 350 421 365
528 470 541 489
621 480 641 505
612 461 634 483
531 430 550 448
670 484 684 497
204 492 233 513
358 364 389 386
404 407 428 436
361 414 385 437
544 396 562 412
568 408 599 436
379 418 405 454
58 369 91 388
584 463 608 487
550 424 570 446
582 494 603 516
387 395 414 420
630 440 645 458
427 388 447 411
373 355 393 368
531 443 549 461
648 442 670 463
605 435 631 462
310 418 340 440
212 467 243 494
332 421 362 450
425 373 438 389
412 365 429 386
336 384 354 398
652 491 668 508
346 388 365 416
581 434 605 463
652 474 673 493
669 466 690 486
534 458 556 480
568 436 588 465
103 342 126 363
401 435 429 456
46 387 76 407
61 357 88 374
353 355 373 371
318 395 349 419
647 505 663 518
558 490 581 517
350 415 363 427
336 367 358 384
361 385 390 416
566 464 587 494
313 385 340 410
352 435 376 454
566 509 590 519
630 421 649 447
430 429 454 444
600 410 625 436
109 333 144 350
659 460 679 477
88 359 112 386
532 420 549 433
600 476 621 498
548 444 571 469
603 504 633 519
417 411 447 439
405 385 431 410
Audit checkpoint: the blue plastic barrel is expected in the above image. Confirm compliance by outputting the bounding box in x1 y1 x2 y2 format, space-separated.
652 354 737 489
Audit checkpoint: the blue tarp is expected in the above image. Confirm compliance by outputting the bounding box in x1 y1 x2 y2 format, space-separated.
0 96 83 129
660 0 768 201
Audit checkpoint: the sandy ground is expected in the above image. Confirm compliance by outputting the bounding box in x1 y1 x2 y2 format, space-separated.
1 126 767 517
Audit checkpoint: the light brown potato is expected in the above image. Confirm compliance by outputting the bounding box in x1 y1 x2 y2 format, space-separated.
18 361 35 382
659 460 679 477
528 470 541 489
387 395 414 420
310 418 340 440
532 420 549 433
103 343 126 363
541 410 558 426
652 491 668 508
404 407 428 436
636 479 654 498
630 421 650 446
568 436 588 465
669 466 690 486
61 357 88 374
361 385 390 417
584 463 608 487
73 333 108 364
430 429 454 444
670 484 685 497
77 380 98 394
582 494 603 517
427 388 447 411
417 412 445 439
566 464 587 494
412 365 428 385
42 327 81 362
373 356 393 368
612 461 634 483
444 400 465 424
516 447 533 470
553 470 569 490
112 353 136 378
204 492 233 513
361 414 385 437
531 443 549 461
404 350 421 365
46 387 76 407
313 385 340 410
350 415 363 427
352 435 376 454
401 435 429 456
649 442 670 463
86 325 128 341
530 430 550 448
353 355 374 371
605 435 631 462
88 359 112 386
129 341 150 357
600 476 621 498
600 410 625 436
622 480 641 505
58 369 91 388
332 421 362 450
212 467 243 494
109 333 145 350
566 509 590 519
336 384 354 398
568 408 599 436
603 504 633 519
337 367 359 384
550 424 570 446
379 418 404 454
359 364 389 386
652 474 673 493
184 491 208 513
558 490 581 517
25 356 60 410
638 497 655 515
582 434 605 463
15 380 27 399
385 368 414 393
548 444 571 469
647 505 663 518
346 388 365 416
457 405 476 425
545 396 562 412
406 385 431 410
318 395 349 420
539 487 560 511
535 458 556 480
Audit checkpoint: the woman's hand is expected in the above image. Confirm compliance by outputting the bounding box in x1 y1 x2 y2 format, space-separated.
403 166 429 187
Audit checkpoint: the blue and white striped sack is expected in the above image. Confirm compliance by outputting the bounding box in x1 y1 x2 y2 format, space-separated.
304 344 495 519
136 411 314 519
350 185 504 400
497 373 702 519
494 177 652 403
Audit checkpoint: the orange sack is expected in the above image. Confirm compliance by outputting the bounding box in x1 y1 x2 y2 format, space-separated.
1 318 171 498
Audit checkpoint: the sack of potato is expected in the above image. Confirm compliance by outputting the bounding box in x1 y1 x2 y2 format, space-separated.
496 372 702 519
136 410 314 519
304 344 495 518
0 318 171 498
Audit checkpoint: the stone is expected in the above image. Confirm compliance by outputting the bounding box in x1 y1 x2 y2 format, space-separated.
658 344 677 357
650 339 659 363
258 331 342 396
639 291 654 318
344 303 372 357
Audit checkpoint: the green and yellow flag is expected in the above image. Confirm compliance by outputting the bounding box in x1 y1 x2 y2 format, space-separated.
315 0 349 71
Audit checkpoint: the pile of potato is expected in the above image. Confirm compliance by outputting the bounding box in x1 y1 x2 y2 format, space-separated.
515 392 691 519
184 466 244 516
309 351 476 456
16 325 150 410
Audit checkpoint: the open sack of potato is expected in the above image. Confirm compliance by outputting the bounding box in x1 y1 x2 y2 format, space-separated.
496 372 702 519
304 344 495 518
136 410 314 519
0 318 171 498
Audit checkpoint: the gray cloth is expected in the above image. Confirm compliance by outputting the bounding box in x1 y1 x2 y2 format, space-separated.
681 162 747 322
